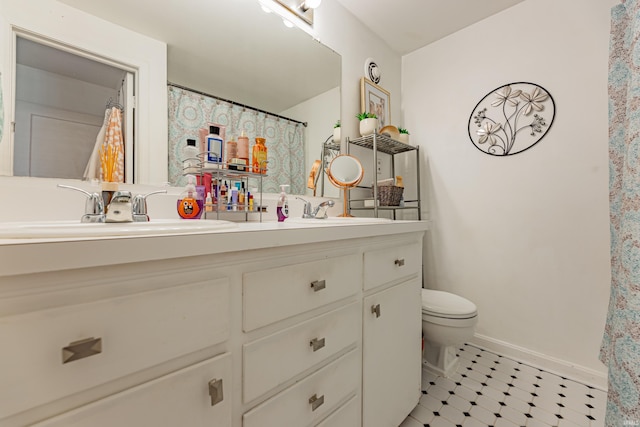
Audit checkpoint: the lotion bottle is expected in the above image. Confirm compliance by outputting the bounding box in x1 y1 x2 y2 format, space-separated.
205 126 224 168
277 184 289 222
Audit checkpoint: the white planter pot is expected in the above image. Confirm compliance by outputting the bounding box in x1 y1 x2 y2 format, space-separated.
359 118 378 137
398 133 410 145
333 127 341 143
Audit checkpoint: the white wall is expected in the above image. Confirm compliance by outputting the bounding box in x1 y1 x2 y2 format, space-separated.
403 0 615 386
281 86 341 198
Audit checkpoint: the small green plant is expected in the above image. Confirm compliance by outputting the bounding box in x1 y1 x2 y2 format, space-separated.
334 120 341 128
398 128 410 134
356 112 377 121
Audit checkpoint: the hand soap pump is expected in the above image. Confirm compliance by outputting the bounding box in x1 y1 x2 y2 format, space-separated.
277 184 290 222
177 174 203 219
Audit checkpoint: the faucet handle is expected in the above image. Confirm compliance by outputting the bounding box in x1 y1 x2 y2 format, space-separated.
132 190 167 222
295 197 312 217
57 184 105 223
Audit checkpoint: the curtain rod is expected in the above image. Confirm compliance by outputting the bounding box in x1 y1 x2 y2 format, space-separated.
167 82 308 127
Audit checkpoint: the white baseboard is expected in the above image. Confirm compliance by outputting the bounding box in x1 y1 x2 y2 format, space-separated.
470 334 608 391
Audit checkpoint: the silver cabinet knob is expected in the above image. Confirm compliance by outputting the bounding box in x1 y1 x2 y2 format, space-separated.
309 393 324 411
394 258 405 267
371 304 381 318
310 337 326 352
310 280 326 292
62 337 102 364
208 378 224 407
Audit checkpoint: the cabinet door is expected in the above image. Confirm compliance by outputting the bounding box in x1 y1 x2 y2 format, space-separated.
33 353 232 427
362 278 422 427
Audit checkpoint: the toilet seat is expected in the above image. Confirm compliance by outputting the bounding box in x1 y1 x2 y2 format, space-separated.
422 289 477 319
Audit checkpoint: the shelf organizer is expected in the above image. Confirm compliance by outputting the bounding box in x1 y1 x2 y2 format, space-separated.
346 133 421 220
183 154 266 222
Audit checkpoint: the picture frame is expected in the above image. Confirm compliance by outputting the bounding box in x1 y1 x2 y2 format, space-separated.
360 77 391 128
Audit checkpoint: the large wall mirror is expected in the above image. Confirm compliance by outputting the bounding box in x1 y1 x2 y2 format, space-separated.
3 0 341 196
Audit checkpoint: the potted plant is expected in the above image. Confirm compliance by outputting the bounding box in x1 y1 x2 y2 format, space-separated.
333 120 341 143
398 127 410 144
357 112 378 137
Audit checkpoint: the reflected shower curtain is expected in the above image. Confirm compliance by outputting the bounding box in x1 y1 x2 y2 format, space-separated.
600 1 640 424
167 86 305 193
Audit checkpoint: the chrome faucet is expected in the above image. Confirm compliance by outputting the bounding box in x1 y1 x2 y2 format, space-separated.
132 190 167 222
57 184 105 223
295 197 335 219
105 191 133 222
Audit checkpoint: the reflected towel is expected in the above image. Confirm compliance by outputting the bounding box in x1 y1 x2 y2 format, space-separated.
101 107 124 182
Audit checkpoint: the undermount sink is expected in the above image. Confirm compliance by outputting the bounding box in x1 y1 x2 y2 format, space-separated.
0 219 238 239
286 217 393 225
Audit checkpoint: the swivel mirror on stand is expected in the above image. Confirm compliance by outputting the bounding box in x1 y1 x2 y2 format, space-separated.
327 155 364 217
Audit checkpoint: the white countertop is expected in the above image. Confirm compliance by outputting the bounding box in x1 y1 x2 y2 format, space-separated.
0 219 429 276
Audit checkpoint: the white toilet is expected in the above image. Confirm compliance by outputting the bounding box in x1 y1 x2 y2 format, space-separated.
421 289 478 377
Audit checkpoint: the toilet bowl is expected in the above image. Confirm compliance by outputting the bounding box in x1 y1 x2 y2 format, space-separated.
422 289 478 377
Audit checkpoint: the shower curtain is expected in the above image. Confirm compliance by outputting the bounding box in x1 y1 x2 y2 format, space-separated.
600 1 640 424
167 86 305 193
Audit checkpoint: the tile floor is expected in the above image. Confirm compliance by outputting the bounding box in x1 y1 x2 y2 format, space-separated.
400 344 607 427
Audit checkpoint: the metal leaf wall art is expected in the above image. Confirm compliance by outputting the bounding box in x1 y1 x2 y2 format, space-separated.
468 82 555 156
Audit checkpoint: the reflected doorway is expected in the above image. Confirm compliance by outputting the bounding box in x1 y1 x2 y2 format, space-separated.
13 33 135 181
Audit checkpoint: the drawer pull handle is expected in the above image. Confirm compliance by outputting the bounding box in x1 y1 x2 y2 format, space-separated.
371 304 381 318
395 258 405 267
310 280 326 292
208 378 224 407
310 337 326 352
309 393 325 411
62 337 102 364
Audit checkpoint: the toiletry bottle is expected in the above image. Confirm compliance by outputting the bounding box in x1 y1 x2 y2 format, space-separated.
239 182 246 208
205 192 213 213
226 138 238 166
220 180 227 201
238 131 250 167
205 126 224 168
182 138 200 174
252 137 268 174
177 174 203 219
277 184 290 222
248 192 254 211
231 188 238 211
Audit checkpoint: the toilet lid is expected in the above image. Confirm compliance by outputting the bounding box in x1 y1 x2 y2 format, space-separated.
422 289 477 317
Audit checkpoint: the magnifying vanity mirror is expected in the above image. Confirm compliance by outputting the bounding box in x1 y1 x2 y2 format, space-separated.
1 0 341 195
327 154 363 217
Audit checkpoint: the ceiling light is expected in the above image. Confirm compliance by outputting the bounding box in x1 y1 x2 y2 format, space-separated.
300 0 322 11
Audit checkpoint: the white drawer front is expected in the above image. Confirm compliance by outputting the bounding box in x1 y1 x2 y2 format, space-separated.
243 254 361 331
363 242 421 290
33 352 232 427
315 395 360 427
0 278 229 419
243 302 360 403
243 349 359 427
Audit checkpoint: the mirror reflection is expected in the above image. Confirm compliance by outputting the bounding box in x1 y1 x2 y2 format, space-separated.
9 0 341 195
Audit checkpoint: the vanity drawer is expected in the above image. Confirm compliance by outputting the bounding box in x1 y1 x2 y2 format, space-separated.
363 242 421 290
243 349 359 427
315 395 360 427
0 278 230 419
33 352 232 427
243 302 360 403
243 253 361 331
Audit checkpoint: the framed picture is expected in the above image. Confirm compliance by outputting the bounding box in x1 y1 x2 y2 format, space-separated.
360 77 391 128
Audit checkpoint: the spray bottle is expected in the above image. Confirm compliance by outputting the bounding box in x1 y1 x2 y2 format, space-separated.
277 184 290 222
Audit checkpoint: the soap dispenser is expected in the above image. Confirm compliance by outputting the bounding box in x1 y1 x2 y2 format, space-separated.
177 174 203 219
277 184 290 222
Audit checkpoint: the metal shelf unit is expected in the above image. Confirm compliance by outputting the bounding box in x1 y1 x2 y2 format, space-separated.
346 133 421 220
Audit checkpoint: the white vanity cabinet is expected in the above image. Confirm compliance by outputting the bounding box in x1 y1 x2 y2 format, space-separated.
0 221 427 427
362 241 423 427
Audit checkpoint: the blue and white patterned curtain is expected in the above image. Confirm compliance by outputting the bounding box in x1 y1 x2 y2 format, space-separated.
599 1 640 424
167 85 305 193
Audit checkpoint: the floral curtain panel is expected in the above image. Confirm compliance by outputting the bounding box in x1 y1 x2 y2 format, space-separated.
168 85 305 193
600 1 640 424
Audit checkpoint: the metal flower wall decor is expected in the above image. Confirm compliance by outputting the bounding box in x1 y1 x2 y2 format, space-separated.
468 82 555 156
